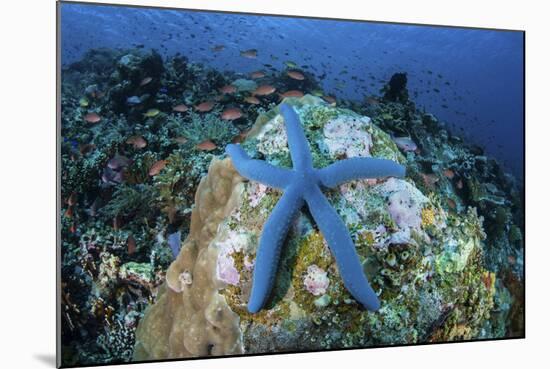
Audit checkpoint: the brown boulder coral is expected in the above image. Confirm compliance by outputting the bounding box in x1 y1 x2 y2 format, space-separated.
133 158 245 359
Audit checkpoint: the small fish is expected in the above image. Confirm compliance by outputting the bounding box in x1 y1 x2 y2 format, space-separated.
159 86 168 94
69 222 77 234
149 160 167 176
126 135 147 149
221 107 243 120
456 179 464 190
126 96 141 105
127 235 137 255
420 173 439 190
311 89 324 97
140 77 153 86
64 206 73 219
79 97 89 107
279 90 304 99
84 112 101 124
443 169 455 179
196 140 217 151
194 101 215 112
253 84 276 96
244 96 260 105
219 84 237 94
392 136 418 152
173 136 188 144
231 130 249 144
240 49 258 58
87 197 101 217
447 198 457 210
250 71 266 79
143 108 160 118
284 61 298 68
287 70 305 80
66 192 77 206
366 97 379 106
172 104 189 113
211 44 225 52
322 95 336 105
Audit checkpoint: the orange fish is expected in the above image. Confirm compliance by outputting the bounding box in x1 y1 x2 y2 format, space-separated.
64 206 73 219
140 77 152 86
67 192 77 206
69 222 76 234
244 96 260 105
127 235 137 255
420 173 439 190
443 169 455 179
219 85 237 94
221 107 243 120
240 49 257 58
196 140 217 151
84 112 101 124
253 85 276 96
173 136 188 144
149 160 167 176
250 71 266 79
231 130 249 144
172 104 189 113
446 198 456 210
287 70 305 80
194 101 215 112
126 135 147 149
279 90 304 99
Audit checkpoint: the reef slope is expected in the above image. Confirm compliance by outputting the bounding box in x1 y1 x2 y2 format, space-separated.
133 96 502 358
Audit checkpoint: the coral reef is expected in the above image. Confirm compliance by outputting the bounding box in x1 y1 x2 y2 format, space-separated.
133 95 520 359
61 47 523 365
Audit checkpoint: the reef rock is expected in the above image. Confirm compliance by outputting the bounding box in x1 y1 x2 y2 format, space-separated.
133 96 495 359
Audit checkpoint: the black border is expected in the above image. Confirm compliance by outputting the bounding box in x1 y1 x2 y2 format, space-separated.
56 1 526 368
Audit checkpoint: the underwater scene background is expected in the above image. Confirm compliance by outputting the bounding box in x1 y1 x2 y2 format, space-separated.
59 2 524 367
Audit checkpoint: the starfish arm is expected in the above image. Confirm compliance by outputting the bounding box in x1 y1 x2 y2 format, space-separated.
226 144 292 189
279 103 313 171
248 185 304 313
305 185 381 311
317 157 406 189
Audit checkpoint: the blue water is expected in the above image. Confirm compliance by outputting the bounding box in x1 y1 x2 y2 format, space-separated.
60 2 524 179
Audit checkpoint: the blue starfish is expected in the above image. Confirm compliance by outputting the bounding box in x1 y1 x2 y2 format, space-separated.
226 103 406 313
